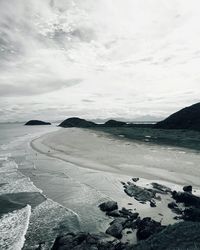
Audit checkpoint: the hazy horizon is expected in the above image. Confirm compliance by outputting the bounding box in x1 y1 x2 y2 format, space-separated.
0 0 200 122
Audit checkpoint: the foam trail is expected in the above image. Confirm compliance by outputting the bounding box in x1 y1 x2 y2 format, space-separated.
0 205 31 250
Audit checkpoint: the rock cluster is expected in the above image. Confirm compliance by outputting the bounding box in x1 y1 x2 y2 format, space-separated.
122 179 171 207
51 181 200 250
51 232 130 250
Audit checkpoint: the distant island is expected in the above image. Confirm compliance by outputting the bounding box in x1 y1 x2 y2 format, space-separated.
59 117 152 128
59 117 97 128
154 102 200 131
25 120 51 126
59 102 200 132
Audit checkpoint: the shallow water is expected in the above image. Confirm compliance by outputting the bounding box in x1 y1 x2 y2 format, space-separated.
0 123 81 249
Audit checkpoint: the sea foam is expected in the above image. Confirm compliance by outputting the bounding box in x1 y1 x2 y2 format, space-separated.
0 205 31 250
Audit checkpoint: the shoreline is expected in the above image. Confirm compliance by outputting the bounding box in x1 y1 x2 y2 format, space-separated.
31 127 200 188
26 127 200 248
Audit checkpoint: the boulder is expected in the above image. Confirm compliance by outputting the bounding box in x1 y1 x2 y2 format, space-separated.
124 183 155 202
119 208 139 219
132 178 139 182
110 217 128 227
183 185 192 193
136 217 166 241
106 223 123 239
135 221 200 250
106 210 121 217
151 183 171 194
168 202 182 215
150 200 156 207
172 191 200 208
99 201 118 212
183 207 200 222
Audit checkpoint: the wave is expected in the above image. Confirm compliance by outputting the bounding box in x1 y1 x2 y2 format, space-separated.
23 198 81 249
0 160 43 195
0 205 31 250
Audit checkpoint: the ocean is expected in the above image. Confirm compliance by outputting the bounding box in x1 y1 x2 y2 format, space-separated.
0 123 80 250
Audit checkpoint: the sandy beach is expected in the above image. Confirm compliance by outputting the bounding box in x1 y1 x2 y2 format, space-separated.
28 127 200 236
32 127 200 188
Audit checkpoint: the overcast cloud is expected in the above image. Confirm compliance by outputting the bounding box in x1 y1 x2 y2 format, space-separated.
0 0 200 122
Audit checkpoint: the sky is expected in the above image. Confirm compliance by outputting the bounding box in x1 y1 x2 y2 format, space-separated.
0 0 200 122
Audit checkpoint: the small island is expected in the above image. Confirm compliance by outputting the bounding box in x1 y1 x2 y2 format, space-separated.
25 120 51 126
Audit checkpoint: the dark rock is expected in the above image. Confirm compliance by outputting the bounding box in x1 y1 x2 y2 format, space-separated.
110 217 128 227
126 231 132 234
124 183 155 202
182 207 200 222
168 202 182 215
119 208 139 220
106 210 121 217
119 207 133 218
51 232 120 250
35 242 45 250
154 102 200 131
183 185 192 193
99 201 118 212
172 191 200 208
132 178 139 182
150 200 156 207
136 217 166 241
151 183 171 194
25 120 51 125
135 221 200 250
59 117 97 128
106 223 123 239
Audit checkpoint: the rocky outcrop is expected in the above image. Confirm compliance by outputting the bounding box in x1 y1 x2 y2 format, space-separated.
99 201 118 212
51 232 130 250
136 217 166 240
183 185 192 193
106 222 123 239
135 221 200 250
51 181 200 250
154 102 200 131
25 120 51 125
172 190 200 208
122 181 171 206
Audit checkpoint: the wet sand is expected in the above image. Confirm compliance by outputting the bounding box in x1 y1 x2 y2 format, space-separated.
27 127 200 245
32 127 200 188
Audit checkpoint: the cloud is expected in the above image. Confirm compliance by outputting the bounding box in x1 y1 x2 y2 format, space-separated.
0 79 81 97
0 0 200 121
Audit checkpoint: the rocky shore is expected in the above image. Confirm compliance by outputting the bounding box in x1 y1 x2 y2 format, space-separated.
50 179 200 250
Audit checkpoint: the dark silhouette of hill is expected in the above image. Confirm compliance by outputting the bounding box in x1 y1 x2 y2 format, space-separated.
154 102 200 131
59 117 153 128
59 117 97 128
25 120 51 125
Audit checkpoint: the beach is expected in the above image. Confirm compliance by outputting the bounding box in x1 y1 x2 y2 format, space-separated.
1 124 200 249
32 127 200 188
29 127 200 246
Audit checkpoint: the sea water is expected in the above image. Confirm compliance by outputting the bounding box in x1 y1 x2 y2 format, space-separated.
0 123 80 249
